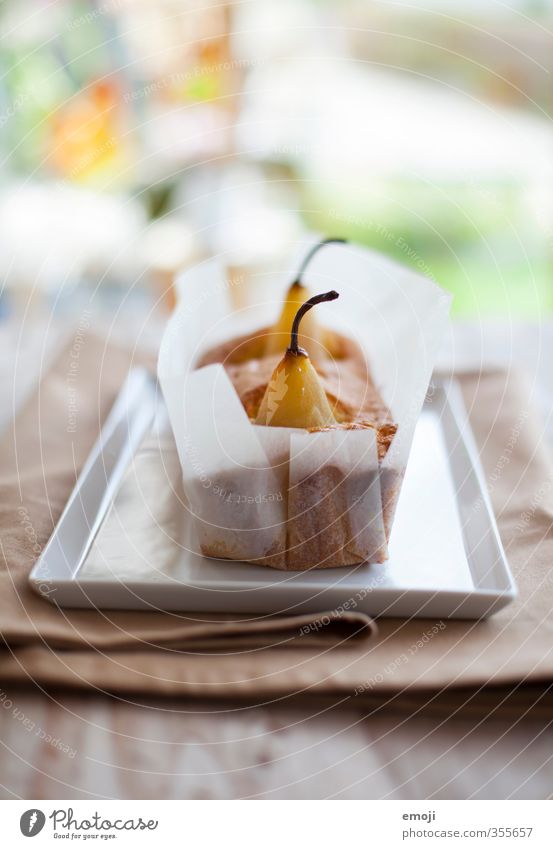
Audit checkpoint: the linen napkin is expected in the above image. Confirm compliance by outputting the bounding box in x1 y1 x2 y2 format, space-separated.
0 333 376 655
1 330 553 715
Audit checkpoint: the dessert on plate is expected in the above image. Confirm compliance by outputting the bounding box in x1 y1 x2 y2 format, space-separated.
158 237 451 571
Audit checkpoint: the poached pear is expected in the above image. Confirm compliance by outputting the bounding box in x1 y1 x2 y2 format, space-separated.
264 238 345 357
256 290 339 429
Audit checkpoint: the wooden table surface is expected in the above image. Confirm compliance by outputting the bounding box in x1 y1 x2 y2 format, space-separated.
2 692 553 799
2 316 552 800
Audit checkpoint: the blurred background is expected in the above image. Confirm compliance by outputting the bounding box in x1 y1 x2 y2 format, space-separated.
1 0 552 323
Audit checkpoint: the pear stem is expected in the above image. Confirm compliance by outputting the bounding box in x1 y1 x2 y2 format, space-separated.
294 237 347 286
288 290 339 356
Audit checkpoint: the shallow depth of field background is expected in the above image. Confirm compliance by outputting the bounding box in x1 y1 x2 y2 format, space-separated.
1 0 552 319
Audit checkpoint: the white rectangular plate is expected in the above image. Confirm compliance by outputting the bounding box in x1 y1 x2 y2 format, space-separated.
30 371 517 619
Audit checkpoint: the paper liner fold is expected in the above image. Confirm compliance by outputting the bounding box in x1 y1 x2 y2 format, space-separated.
179 365 287 568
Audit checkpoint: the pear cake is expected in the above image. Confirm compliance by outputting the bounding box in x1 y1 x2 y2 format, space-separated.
193 239 400 571
197 325 396 463
198 240 396 464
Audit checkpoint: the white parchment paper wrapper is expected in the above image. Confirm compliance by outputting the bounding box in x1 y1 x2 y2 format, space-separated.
158 240 451 570
171 363 287 567
288 428 387 569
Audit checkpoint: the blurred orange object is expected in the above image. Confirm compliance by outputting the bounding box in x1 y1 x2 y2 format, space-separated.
49 80 128 183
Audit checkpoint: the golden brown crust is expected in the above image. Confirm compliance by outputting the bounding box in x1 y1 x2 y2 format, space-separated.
197 331 267 367
196 325 354 367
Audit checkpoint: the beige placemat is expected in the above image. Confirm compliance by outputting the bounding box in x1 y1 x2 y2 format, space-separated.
0 333 375 659
1 331 553 713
